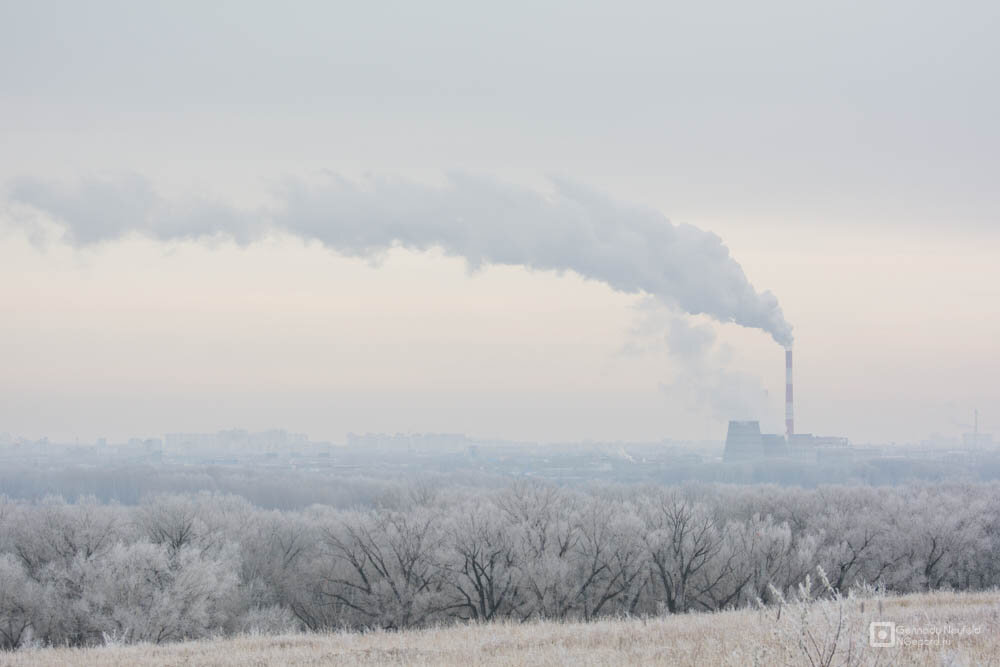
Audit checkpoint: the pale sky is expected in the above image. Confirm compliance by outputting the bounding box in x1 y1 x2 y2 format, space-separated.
2 1 998 444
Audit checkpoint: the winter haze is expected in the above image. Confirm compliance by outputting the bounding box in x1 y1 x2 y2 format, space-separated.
2 0 999 444
5 3 1000 664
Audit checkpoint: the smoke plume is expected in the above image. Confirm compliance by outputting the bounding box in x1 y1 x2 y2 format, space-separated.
624 300 771 420
7 172 793 346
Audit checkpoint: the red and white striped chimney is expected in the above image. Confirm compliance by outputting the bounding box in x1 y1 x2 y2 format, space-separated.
785 348 794 439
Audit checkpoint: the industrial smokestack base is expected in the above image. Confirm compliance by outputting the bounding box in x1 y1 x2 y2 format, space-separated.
785 348 794 438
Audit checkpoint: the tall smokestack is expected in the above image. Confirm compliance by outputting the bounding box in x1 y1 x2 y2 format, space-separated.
785 348 794 438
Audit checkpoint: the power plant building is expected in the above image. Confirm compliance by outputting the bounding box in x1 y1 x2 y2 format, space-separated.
723 348 850 463
723 421 765 460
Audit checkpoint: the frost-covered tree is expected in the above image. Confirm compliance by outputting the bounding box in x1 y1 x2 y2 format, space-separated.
641 491 723 613
439 503 522 621
318 507 443 629
0 554 44 649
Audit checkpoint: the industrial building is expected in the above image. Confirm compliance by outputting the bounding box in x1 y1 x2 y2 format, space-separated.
962 410 993 449
722 421 792 460
723 421 766 460
723 348 851 463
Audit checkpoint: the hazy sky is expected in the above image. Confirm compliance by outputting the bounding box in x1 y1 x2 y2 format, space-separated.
2 1 998 444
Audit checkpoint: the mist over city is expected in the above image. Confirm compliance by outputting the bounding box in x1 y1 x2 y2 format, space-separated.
2 2 999 665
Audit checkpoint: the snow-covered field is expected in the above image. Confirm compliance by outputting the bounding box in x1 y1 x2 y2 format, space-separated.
5 589 996 666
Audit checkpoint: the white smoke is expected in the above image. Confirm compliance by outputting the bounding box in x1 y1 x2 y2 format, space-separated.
624 299 771 421
6 172 793 346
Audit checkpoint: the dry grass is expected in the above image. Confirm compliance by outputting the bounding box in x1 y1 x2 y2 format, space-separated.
3 590 999 666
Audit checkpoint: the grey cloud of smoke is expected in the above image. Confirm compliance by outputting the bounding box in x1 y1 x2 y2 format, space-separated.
6 172 793 346
9 175 262 246
662 315 771 422
626 300 771 421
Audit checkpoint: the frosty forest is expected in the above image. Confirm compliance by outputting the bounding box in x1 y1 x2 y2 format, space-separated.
1 481 996 650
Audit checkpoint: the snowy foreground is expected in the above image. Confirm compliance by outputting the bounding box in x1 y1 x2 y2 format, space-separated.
5 590 997 666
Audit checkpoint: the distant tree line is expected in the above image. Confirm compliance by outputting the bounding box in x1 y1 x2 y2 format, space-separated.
1 481 998 649
3 457 999 512
0 465 412 510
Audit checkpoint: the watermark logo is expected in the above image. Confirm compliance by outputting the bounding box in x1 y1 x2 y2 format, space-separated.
869 621 896 647
869 621 984 648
